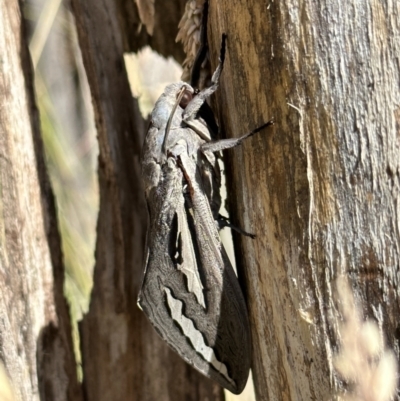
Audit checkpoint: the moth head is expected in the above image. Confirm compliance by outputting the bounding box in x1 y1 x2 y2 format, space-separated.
151 82 193 127
177 88 193 109
161 82 192 101
161 84 194 156
178 87 200 109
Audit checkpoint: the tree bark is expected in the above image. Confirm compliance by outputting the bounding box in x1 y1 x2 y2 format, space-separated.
3 0 398 399
0 1 82 401
207 1 400 400
115 0 187 62
70 0 224 400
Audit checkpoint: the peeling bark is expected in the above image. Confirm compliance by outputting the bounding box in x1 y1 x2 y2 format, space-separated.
116 0 187 61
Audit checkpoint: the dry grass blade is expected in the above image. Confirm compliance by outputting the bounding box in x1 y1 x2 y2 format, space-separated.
29 0 62 68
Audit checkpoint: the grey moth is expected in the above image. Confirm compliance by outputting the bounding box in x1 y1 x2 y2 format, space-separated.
138 36 272 394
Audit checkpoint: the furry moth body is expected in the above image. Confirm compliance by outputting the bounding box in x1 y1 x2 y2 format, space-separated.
138 36 272 394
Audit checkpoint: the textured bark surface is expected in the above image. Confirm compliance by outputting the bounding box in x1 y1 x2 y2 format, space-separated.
0 1 82 401
116 0 186 61
70 0 224 399
4 0 398 399
207 1 400 400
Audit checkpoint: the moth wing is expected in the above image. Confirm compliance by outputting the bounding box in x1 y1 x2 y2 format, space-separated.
141 123 163 193
138 151 251 394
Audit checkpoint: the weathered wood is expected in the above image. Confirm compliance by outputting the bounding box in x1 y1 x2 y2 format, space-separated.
6 0 397 398
70 0 224 399
116 0 187 62
0 1 82 401
207 1 400 400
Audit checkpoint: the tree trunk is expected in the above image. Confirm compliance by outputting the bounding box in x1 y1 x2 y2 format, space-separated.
3 0 399 400
207 1 400 400
0 1 82 400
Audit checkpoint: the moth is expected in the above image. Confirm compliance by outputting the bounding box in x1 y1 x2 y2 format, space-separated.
138 36 273 394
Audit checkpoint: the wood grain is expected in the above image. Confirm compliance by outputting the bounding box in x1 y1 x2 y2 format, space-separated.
0 1 82 400
207 1 400 400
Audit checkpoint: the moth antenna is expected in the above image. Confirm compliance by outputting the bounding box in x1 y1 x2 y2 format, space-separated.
162 86 187 156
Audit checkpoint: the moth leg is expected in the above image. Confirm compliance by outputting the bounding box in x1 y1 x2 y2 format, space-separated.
200 119 274 153
217 214 255 239
183 34 227 121
184 118 213 141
